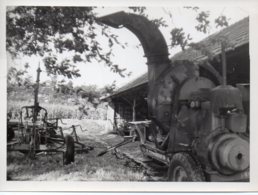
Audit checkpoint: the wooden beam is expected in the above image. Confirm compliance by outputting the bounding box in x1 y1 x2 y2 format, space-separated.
221 42 227 86
132 99 136 121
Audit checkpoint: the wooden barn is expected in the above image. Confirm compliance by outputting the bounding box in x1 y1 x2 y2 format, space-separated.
105 17 249 132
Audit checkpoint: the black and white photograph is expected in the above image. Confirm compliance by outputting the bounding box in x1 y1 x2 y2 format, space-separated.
1 0 258 192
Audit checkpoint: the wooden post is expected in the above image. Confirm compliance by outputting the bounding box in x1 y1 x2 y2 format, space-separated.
132 99 136 121
221 42 227 86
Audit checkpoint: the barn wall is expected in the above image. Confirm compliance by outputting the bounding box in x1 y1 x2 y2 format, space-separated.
105 101 115 132
114 101 132 132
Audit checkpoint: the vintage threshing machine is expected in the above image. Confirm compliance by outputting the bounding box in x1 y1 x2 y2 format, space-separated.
98 12 249 181
7 67 92 164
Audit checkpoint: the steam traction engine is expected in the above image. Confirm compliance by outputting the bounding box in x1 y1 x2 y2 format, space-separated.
98 12 249 181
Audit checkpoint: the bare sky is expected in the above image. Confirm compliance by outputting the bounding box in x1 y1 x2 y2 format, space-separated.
7 7 249 88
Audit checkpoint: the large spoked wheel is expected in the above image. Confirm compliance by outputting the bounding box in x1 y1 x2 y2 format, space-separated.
167 152 205 181
64 135 75 165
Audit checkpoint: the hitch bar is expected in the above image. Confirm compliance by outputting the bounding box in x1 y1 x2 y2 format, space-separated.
97 136 134 157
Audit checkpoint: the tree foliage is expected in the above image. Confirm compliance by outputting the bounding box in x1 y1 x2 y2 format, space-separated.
101 81 117 95
169 6 231 53
7 6 171 80
195 11 210 34
183 6 200 12
215 15 230 28
170 28 192 51
7 64 33 93
6 6 130 79
129 6 168 28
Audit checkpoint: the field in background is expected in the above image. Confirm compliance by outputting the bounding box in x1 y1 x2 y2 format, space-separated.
7 100 108 120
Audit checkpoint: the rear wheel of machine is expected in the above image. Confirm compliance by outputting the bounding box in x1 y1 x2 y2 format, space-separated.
64 135 75 165
167 153 205 181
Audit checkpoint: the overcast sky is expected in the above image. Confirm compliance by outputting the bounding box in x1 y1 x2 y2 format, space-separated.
7 6 249 88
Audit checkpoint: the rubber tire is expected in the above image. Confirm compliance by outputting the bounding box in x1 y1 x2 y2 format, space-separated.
167 152 205 181
64 135 75 165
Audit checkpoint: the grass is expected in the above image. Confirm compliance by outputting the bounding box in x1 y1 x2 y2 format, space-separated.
7 141 146 181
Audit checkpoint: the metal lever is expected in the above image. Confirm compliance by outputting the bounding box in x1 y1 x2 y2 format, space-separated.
97 137 133 157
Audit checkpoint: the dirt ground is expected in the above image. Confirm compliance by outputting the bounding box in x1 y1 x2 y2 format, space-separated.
7 119 155 181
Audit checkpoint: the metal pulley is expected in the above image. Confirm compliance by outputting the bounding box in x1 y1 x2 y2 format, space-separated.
209 133 249 174
218 136 249 171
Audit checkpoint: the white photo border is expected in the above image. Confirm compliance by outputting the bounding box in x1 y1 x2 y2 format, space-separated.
1 0 258 192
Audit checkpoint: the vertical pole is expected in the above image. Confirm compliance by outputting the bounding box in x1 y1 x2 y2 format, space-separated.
31 64 41 158
132 99 136 121
72 125 78 142
33 65 41 122
59 127 64 139
221 42 228 131
221 42 227 86
130 99 136 137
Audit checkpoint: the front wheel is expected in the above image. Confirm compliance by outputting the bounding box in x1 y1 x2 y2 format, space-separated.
64 135 75 165
167 152 205 181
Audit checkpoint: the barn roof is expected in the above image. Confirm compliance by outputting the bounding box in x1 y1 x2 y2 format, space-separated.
110 17 249 98
113 72 148 96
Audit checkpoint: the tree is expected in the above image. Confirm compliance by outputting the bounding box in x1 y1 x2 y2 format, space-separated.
100 81 117 96
6 6 130 79
7 64 33 93
74 85 100 102
170 28 192 51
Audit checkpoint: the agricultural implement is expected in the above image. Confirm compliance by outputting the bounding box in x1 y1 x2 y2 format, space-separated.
98 12 250 181
7 67 93 164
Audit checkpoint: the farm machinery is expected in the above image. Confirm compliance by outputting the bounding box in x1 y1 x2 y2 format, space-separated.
97 12 250 181
7 67 92 164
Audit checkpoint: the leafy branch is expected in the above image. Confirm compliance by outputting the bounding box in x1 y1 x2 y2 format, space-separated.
170 28 192 51
6 6 131 80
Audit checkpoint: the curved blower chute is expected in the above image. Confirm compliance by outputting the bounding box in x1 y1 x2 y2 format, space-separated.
98 12 170 118
98 11 197 125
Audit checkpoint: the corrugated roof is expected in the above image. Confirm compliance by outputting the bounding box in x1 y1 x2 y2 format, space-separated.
111 17 249 97
115 72 148 95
